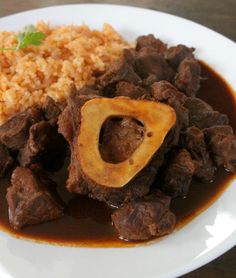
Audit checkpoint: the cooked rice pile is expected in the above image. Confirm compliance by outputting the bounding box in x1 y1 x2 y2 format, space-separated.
0 22 130 124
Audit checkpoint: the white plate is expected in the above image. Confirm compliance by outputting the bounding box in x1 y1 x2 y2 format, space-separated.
0 4 235 278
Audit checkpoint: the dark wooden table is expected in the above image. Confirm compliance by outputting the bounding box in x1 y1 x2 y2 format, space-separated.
0 1 235 277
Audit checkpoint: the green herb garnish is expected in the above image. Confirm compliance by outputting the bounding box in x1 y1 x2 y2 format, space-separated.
1 25 46 51
15 25 46 50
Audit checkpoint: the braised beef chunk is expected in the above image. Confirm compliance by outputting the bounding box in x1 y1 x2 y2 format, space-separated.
136 35 167 53
174 57 201 96
115 81 150 99
184 97 229 129
59 93 92 195
18 121 66 168
99 117 144 163
182 126 215 182
150 81 187 109
204 126 236 172
59 97 89 195
151 80 187 103
6 167 64 230
58 106 73 144
28 122 65 155
162 149 196 198
112 190 176 241
98 59 141 96
66 144 89 195
134 47 174 81
150 81 188 148
122 48 136 67
57 86 92 145
43 96 65 125
62 88 99 142
58 92 98 195
165 44 194 68
0 106 43 150
151 81 189 131
0 144 13 177
87 168 153 206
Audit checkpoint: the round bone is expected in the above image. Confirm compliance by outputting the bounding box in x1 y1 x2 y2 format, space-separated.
78 97 176 188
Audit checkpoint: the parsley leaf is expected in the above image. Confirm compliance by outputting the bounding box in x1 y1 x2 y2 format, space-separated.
1 25 46 51
15 25 46 50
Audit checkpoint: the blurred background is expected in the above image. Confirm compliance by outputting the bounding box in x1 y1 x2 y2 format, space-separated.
0 1 235 277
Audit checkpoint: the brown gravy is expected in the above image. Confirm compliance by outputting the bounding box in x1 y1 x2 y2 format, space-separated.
0 62 235 247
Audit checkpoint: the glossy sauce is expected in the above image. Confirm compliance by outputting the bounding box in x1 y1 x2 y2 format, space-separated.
0 62 235 247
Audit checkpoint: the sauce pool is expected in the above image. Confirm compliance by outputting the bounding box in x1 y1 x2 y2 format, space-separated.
0 61 235 247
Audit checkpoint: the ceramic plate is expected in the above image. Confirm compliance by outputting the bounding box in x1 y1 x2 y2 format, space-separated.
0 4 235 278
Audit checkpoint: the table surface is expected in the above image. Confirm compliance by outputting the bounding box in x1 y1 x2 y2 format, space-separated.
0 0 235 277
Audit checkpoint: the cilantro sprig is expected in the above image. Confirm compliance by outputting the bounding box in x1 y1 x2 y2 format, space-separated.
1 25 46 51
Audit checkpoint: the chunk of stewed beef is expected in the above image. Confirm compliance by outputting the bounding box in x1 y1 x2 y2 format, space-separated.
112 190 176 241
136 34 167 54
58 92 99 195
181 126 215 182
161 149 196 198
174 57 201 96
151 81 189 131
151 81 187 104
0 106 43 150
99 117 144 163
184 97 229 129
115 81 150 99
0 144 13 177
134 47 174 81
43 96 65 125
98 58 141 97
18 121 66 168
6 167 64 230
165 44 195 68
204 125 236 172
